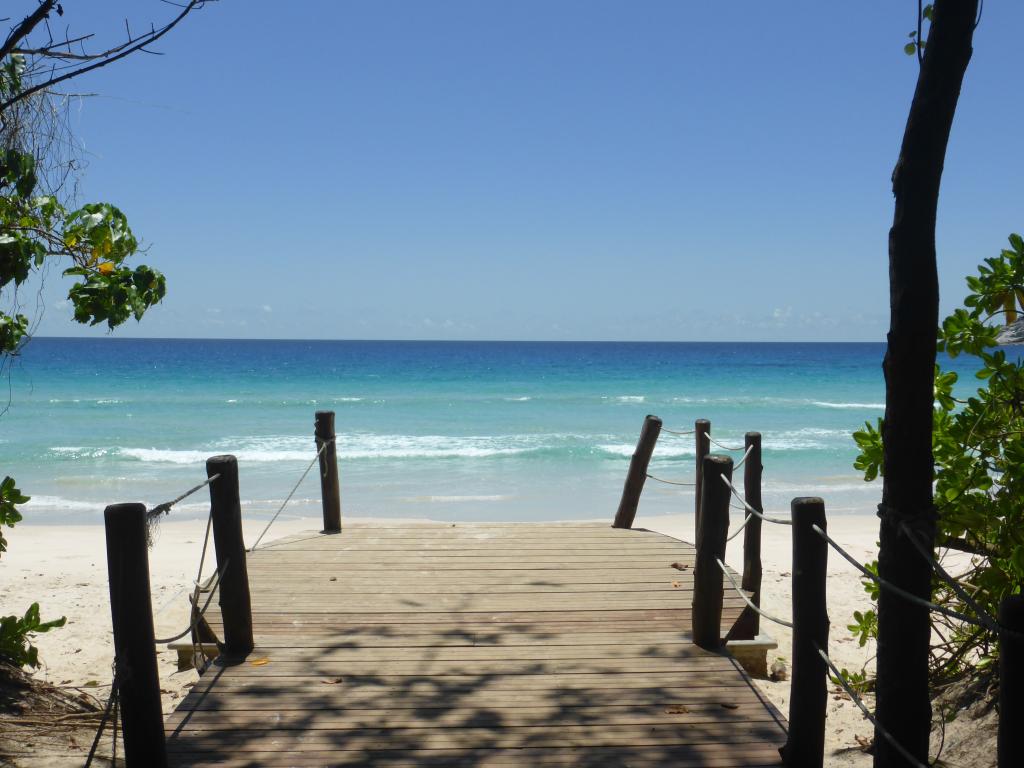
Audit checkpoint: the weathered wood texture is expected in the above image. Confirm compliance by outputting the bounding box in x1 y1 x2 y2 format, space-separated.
168 523 786 766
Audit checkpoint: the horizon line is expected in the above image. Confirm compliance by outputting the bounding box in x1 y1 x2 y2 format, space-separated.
29 335 887 345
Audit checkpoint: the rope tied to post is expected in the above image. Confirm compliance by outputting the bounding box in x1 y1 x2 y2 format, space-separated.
143 473 220 547
732 443 755 470
250 436 335 551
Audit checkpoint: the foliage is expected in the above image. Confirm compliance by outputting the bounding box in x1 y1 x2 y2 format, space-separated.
904 4 934 56
0 475 28 556
0 147 166 354
2 47 166 668
852 232 1024 682
0 603 66 668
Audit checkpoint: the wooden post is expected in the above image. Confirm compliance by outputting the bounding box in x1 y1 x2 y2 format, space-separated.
694 419 711 530
206 455 254 658
613 414 662 529
103 503 168 768
315 410 342 533
733 431 763 639
782 497 829 768
691 454 732 650
999 595 1024 768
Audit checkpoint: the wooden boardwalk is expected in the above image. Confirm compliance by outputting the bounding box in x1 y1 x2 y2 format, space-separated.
166 523 787 767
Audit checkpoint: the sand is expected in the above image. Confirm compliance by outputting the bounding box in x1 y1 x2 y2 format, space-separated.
2 511 973 767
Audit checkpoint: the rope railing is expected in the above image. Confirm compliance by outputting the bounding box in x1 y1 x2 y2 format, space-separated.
810 523 983 627
900 520 1002 634
152 559 226 645
705 433 746 451
715 557 793 628
726 512 753 543
146 473 220 519
732 443 755 470
816 644 929 768
660 426 695 436
645 472 695 487
250 436 335 551
720 474 791 525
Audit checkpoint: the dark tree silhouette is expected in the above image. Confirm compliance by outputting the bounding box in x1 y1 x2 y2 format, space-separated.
876 1 978 765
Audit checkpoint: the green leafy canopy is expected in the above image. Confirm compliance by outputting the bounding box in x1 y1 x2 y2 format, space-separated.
852 232 1024 681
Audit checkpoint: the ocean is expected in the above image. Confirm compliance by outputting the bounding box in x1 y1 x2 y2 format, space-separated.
0 339 979 525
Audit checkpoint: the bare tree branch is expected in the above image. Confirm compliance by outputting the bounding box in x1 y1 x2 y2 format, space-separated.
1 1 208 115
0 1 57 62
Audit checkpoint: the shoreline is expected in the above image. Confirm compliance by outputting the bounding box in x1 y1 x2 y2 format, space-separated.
3 513 882 766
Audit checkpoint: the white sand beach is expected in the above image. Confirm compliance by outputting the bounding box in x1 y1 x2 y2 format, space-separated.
1 512 992 766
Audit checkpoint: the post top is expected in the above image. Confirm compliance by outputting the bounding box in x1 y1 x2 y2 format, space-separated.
703 453 733 468
103 502 147 521
206 454 238 467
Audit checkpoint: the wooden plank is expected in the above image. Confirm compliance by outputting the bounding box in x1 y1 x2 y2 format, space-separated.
167 745 782 768
165 721 785 750
165 523 783 767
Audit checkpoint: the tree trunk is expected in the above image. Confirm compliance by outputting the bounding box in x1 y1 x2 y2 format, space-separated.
876 2 977 766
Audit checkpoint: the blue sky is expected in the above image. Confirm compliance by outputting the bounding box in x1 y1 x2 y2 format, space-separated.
29 1 1024 341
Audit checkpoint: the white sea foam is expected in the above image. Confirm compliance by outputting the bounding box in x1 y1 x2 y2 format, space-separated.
598 443 694 459
615 396 645 403
402 495 512 503
504 396 532 402
21 495 103 512
334 397 364 402
812 401 885 410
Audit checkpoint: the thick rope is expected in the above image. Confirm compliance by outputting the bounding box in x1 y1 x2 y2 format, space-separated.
900 521 1001 634
705 434 745 451
732 444 755 470
726 513 753 543
715 558 793 628
147 473 220 519
661 427 695 436
153 560 226 645
250 437 333 551
811 524 982 627
645 472 695 487
721 475 791 525
816 644 929 768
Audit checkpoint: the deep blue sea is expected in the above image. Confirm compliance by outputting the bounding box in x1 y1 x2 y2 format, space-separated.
0 339 980 524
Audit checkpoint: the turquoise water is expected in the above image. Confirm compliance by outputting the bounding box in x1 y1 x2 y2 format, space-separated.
0 339 978 524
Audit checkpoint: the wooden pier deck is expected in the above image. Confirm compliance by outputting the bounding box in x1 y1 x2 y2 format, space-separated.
166 522 787 767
